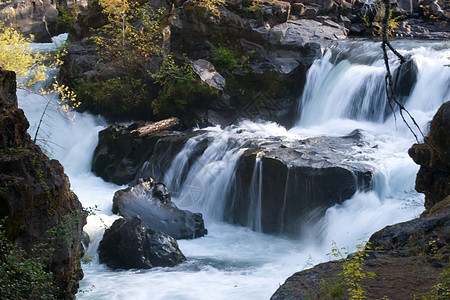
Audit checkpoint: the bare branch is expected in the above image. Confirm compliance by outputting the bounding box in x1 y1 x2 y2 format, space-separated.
381 0 425 143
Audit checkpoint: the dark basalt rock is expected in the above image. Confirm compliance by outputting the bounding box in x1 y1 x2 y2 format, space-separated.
91 123 205 185
227 131 373 235
0 69 85 298
369 196 450 256
393 58 418 99
271 104 450 300
408 101 450 211
0 0 58 42
93 121 374 236
98 216 186 269
112 178 207 239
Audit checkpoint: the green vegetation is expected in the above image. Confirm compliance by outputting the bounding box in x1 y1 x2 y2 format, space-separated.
427 268 450 300
77 0 223 120
0 18 79 122
0 21 46 86
92 1 165 77
194 0 226 14
0 221 55 300
56 4 79 33
73 76 153 120
78 1 173 119
151 54 217 118
213 47 241 70
247 1 262 18
319 240 375 300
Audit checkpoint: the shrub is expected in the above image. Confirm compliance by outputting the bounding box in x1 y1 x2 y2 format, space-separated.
319 240 375 300
56 4 78 33
151 55 217 118
0 223 55 300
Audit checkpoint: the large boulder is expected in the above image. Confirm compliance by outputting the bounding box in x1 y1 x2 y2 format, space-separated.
408 101 450 211
0 69 85 298
112 178 207 239
98 216 186 269
91 123 205 185
227 130 373 235
369 196 450 256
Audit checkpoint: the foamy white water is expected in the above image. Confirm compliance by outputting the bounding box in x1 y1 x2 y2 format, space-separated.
17 38 449 299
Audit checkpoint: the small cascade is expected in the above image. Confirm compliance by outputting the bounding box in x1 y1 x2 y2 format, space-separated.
247 155 263 231
163 137 202 192
296 40 450 128
278 165 292 234
161 128 250 220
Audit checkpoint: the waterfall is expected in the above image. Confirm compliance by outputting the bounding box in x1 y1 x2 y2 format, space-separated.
296 40 450 129
247 155 263 232
16 38 449 300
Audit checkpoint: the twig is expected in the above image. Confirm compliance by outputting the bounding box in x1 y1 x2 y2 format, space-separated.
34 100 50 142
381 0 424 143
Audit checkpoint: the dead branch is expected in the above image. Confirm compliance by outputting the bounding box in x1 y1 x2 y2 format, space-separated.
130 117 180 137
381 0 424 143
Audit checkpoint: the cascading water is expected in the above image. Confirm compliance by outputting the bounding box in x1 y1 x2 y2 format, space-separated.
18 38 449 299
247 155 263 231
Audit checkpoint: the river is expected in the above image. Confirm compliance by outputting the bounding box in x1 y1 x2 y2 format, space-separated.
19 37 449 299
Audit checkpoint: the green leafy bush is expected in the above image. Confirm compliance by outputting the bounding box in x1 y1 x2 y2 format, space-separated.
56 4 78 33
213 47 240 70
151 55 217 118
0 223 55 300
319 240 375 300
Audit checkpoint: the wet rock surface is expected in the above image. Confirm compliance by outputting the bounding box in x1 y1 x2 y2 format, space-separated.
229 130 373 235
112 178 207 239
91 122 204 185
98 216 186 269
93 122 375 236
271 103 450 300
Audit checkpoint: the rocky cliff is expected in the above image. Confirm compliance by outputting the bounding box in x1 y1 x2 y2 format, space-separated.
0 69 85 298
271 102 450 300
0 0 58 42
58 0 448 126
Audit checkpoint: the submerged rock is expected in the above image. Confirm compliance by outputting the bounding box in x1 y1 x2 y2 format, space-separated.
112 178 207 239
98 216 186 269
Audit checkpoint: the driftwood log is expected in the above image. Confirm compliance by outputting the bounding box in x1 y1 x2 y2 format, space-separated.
130 117 180 137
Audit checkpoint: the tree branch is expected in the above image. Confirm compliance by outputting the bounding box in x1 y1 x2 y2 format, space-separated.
381 0 424 143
